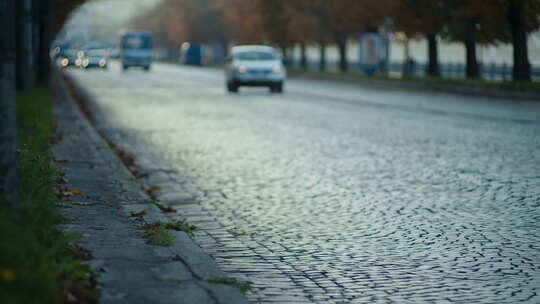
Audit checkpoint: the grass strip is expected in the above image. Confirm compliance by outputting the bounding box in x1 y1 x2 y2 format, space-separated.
0 86 99 304
290 68 540 93
140 220 197 246
207 277 251 294
141 222 175 246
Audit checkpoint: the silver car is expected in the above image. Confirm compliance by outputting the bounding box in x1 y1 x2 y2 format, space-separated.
226 45 286 93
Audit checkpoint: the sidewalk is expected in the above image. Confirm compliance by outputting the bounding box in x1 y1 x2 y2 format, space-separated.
51 71 248 304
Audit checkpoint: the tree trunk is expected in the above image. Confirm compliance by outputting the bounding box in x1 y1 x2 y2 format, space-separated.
426 33 440 77
508 1 531 82
319 41 326 72
15 0 33 90
300 43 307 70
33 17 39 65
335 32 348 73
464 19 480 79
0 0 20 209
402 39 414 77
36 0 54 85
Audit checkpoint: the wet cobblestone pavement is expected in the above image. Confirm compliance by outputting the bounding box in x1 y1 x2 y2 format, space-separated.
68 63 540 303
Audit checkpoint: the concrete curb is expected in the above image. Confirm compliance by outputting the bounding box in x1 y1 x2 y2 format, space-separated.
53 69 248 304
290 72 540 101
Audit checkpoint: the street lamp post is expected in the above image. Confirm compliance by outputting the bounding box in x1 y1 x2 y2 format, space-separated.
383 17 393 76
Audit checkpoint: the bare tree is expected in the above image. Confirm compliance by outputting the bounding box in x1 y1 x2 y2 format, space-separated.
392 0 449 77
328 0 388 73
506 0 535 82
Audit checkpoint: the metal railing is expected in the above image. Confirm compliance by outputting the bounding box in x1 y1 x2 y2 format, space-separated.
290 59 540 82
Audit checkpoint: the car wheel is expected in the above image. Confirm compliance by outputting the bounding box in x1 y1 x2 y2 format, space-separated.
271 83 283 93
123 65 128 71
227 82 238 93
144 66 150 71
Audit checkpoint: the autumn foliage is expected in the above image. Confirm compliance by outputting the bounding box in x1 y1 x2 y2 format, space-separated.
129 0 539 81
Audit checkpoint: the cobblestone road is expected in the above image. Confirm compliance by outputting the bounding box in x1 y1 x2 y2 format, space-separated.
68 63 540 303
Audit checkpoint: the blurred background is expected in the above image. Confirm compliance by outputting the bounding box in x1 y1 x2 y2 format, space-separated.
55 0 540 81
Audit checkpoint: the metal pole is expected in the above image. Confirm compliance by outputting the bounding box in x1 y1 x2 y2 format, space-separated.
383 18 393 76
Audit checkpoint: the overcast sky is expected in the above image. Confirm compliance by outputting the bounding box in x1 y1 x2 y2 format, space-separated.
76 0 160 23
60 0 160 41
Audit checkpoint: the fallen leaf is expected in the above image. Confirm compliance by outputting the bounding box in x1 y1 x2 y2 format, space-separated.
130 210 147 217
67 188 83 195
148 185 161 193
99 267 108 273
0 269 14 281
159 205 176 213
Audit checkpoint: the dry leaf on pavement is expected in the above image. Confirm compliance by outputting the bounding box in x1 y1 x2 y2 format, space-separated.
67 188 83 195
130 210 147 217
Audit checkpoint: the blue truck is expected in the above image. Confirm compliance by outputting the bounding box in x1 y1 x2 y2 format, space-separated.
121 31 153 71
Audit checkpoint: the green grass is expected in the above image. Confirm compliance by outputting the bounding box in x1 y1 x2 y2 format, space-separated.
143 198 163 208
140 222 175 246
402 75 540 92
0 86 99 304
140 220 197 245
207 277 251 294
290 68 540 93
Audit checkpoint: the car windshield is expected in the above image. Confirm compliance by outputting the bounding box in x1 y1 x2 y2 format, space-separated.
64 49 78 56
234 51 277 61
122 35 152 49
86 49 108 57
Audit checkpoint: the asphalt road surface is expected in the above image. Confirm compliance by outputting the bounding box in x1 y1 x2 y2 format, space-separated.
68 62 540 304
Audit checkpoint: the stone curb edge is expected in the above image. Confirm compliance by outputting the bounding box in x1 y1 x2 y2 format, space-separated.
54 69 249 304
289 72 540 102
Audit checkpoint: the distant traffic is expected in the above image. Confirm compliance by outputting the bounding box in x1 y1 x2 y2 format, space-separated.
120 31 153 71
226 45 286 93
53 41 110 70
53 35 289 94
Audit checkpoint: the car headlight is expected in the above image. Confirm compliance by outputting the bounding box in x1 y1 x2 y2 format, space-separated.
99 59 107 67
273 65 281 73
237 66 247 73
